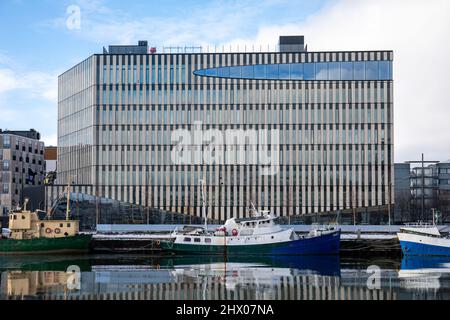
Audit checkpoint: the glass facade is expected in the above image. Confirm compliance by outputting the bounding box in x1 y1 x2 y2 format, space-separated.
194 61 392 81
58 48 394 224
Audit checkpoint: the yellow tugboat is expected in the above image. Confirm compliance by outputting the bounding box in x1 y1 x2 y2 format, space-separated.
0 181 92 255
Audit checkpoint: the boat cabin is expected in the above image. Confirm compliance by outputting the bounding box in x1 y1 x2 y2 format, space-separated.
399 225 443 238
218 212 281 237
8 209 79 240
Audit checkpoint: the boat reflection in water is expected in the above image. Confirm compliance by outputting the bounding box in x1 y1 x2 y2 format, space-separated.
398 256 450 296
158 255 341 276
2 270 70 297
1 254 449 300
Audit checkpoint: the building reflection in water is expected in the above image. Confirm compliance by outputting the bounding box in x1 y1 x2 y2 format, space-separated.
0 255 449 300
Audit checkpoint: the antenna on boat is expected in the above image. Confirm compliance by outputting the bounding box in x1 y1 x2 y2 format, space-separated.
66 175 75 221
23 198 29 211
200 179 207 230
250 201 259 216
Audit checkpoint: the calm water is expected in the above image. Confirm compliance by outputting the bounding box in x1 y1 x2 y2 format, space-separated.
0 254 449 300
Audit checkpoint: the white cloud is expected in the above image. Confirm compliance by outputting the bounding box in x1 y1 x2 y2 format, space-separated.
0 69 21 94
0 67 58 102
0 56 59 144
47 0 281 47
42 133 58 146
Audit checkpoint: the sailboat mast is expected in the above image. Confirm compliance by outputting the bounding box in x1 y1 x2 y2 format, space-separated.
66 176 71 221
200 179 207 230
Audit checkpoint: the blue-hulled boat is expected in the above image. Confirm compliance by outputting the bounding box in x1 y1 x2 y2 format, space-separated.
160 208 341 255
161 182 340 256
397 224 450 256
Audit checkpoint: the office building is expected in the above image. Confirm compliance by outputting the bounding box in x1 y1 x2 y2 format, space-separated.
394 163 410 222
56 36 394 225
410 161 450 222
0 129 45 215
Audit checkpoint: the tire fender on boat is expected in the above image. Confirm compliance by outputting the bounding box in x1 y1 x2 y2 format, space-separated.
54 228 61 234
45 227 52 234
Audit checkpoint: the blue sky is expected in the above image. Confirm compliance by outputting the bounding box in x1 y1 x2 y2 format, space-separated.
0 0 329 145
0 0 449 162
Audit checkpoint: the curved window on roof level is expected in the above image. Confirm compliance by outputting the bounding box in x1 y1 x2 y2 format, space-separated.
365 61 379 80
341 62 353 80
193 61 392 81
303 63 315 80
254 65 266 78
315 62 328 80
229 66 241 78
279 64 290 79
290 63 303 79
267 64 279 79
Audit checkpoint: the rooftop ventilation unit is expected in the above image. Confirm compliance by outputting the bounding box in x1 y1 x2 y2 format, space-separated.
279 35 307 52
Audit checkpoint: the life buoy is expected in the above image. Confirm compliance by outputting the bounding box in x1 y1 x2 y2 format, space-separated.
232 229 238 236
54 228 61 234
156 240 161 246
45 228 52 234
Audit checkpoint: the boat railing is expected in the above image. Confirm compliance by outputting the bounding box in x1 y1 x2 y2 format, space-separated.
403 222 435 228
309 223 339 231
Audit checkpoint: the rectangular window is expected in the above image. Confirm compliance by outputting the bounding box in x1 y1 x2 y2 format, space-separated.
365 61 379 80
254 65 266 78
103 65 107 84
378 61 391 80
353 62 365 79
217 66 230 77
241 65 254 79
328 62 340 79
181 65 186 84
340 62 353 80
229 66 241 78
279 64 290 79
289 63 303 79
303 63 315 80
2 160 9 170
266 65 279 79
170 66 174 83
152 66 156 84
3 136 10 148
315 62 328 80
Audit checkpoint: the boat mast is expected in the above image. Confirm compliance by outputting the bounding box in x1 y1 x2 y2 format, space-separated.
66 176 71 221
250 201 259 216
200 179 207 230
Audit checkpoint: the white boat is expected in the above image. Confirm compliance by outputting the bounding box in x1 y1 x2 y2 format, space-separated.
397 223 450 256
160 180 340 255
